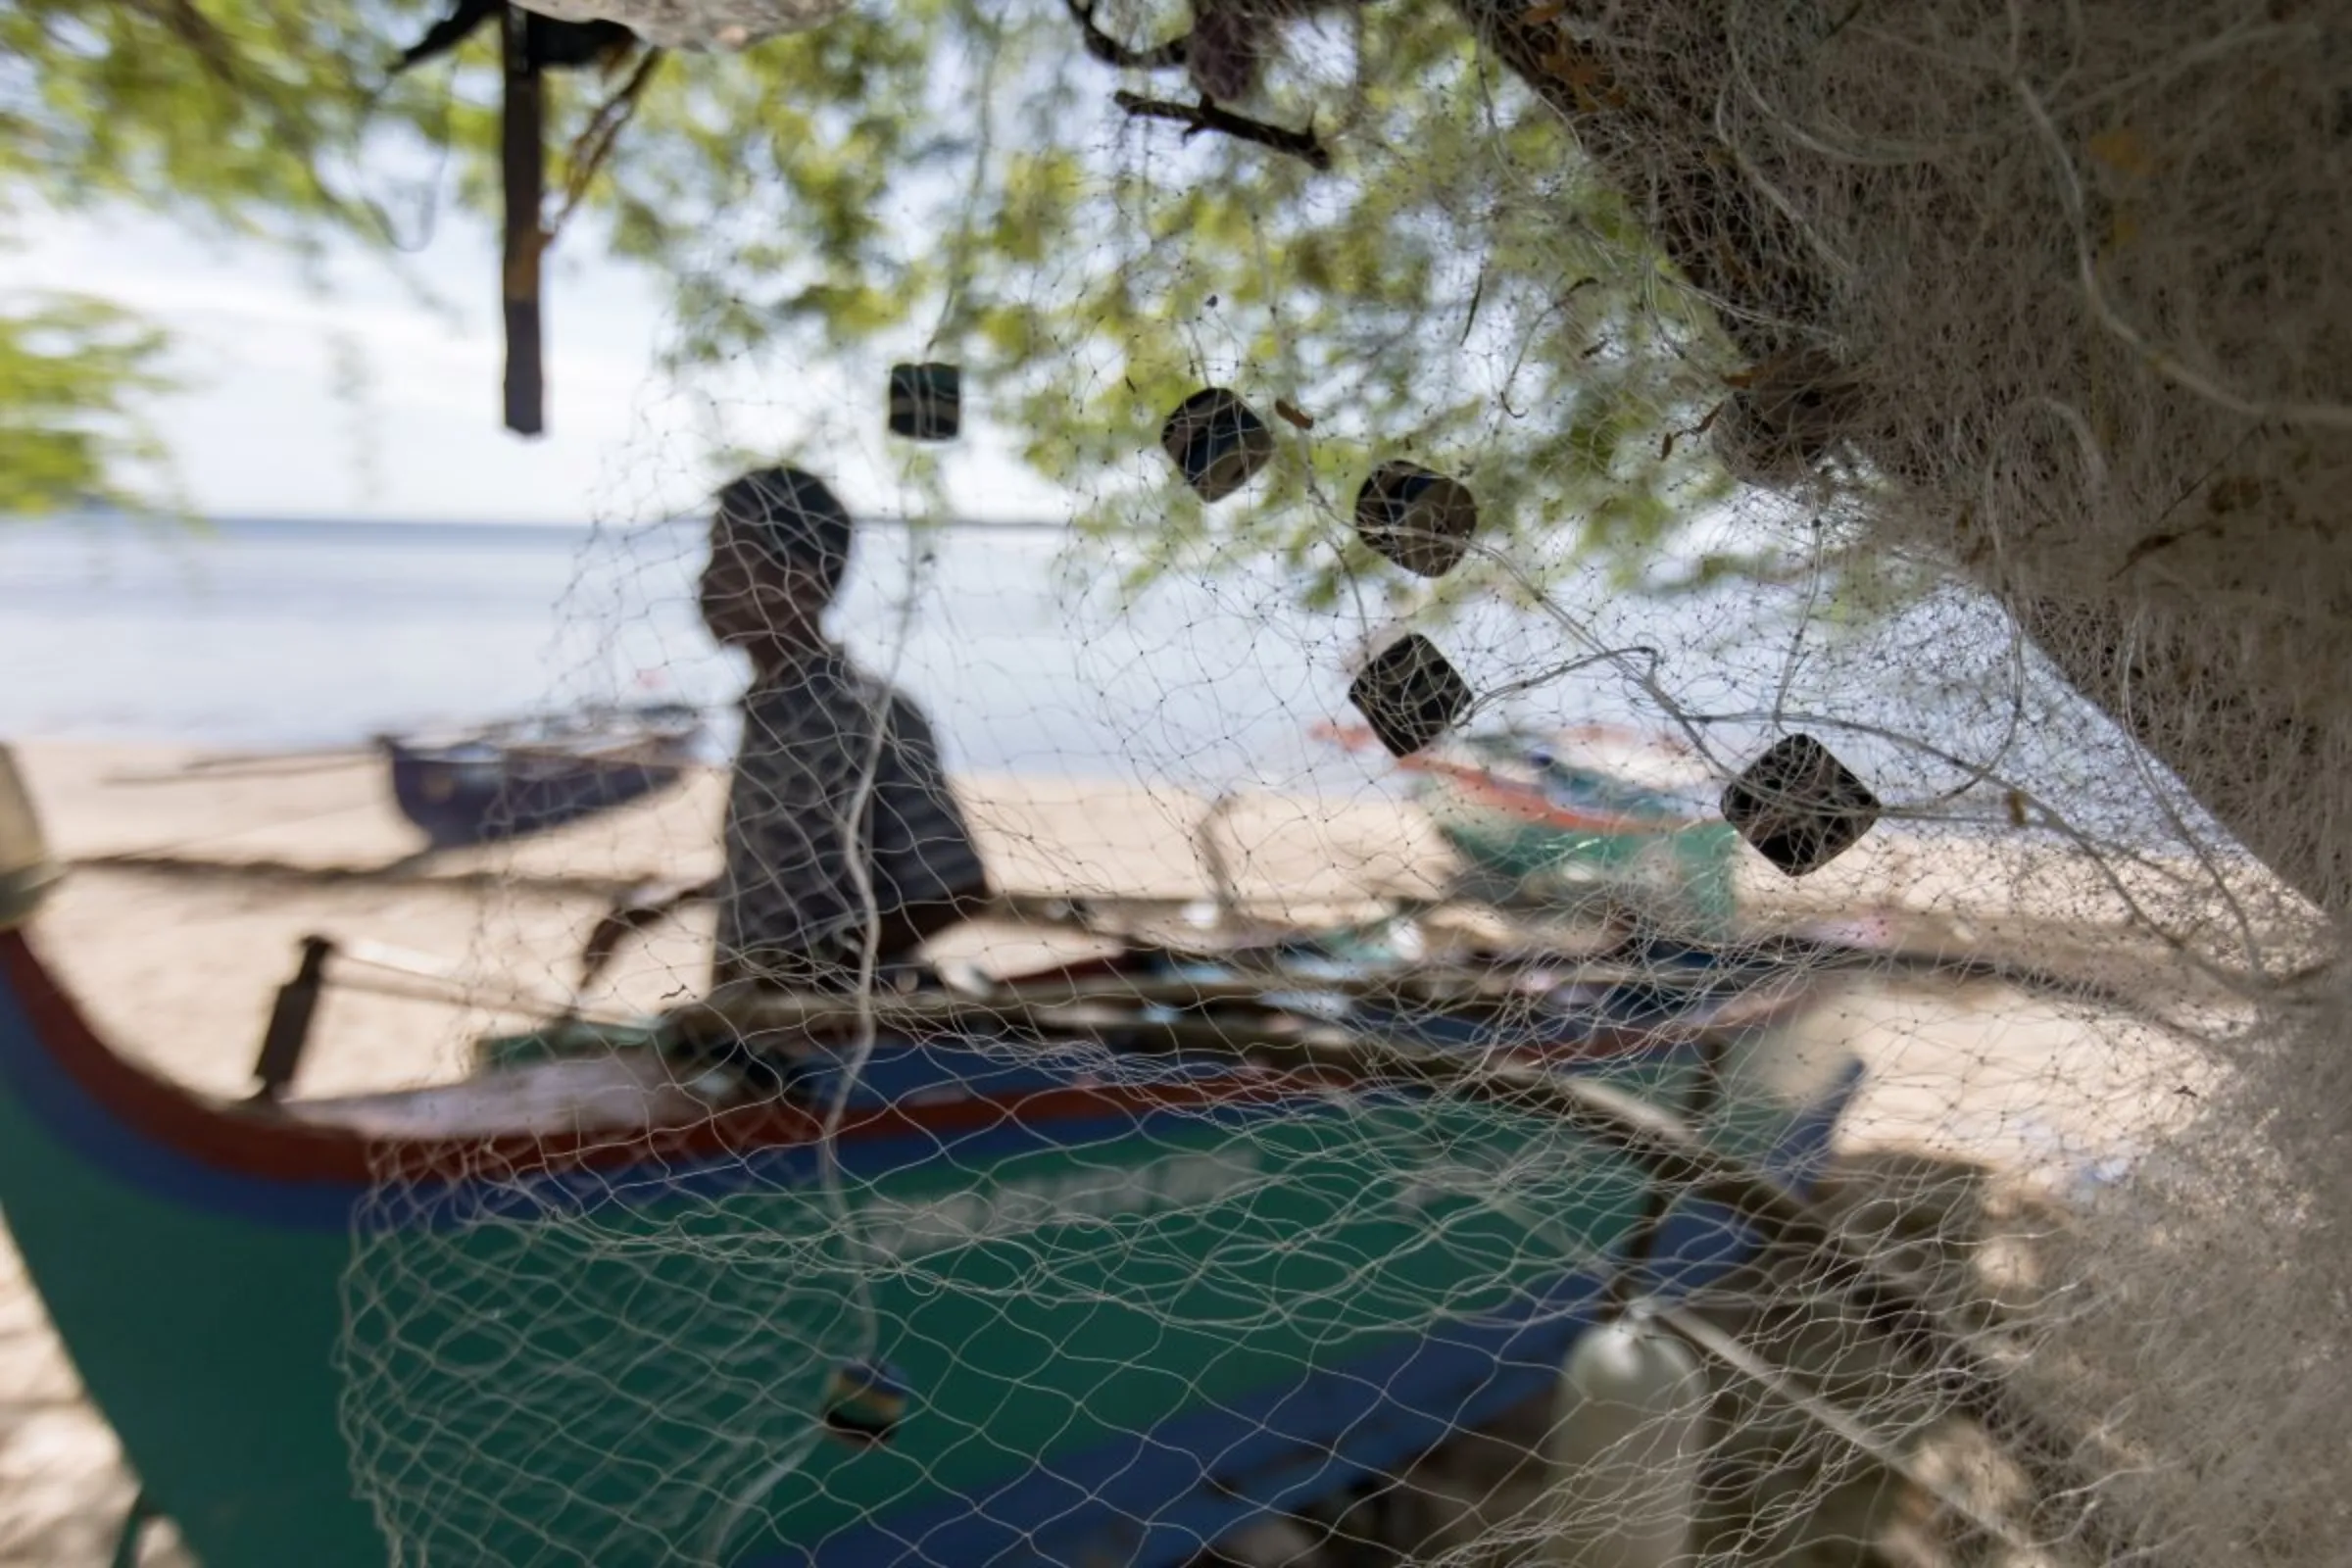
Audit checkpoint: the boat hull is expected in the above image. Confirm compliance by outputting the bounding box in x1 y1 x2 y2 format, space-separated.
1318 721 1741 933
0 934 1853 1566
383 706 704 847
1418 776 1742 934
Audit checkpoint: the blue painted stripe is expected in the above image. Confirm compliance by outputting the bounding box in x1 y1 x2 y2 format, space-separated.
751 1183 1797 1568
0 958 1781 1238
748 1065 1862 1567
0 978 1320 1233
0 975 366 1227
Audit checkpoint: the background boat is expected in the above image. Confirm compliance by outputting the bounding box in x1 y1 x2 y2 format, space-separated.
380 701 707 848
1321 722 1743 935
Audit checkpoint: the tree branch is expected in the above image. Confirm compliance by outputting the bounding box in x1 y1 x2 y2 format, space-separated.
547 47 663 246
388 0 500 75
1062 0 1189 71
118 0 247 92
1446 0 1826 367
1112 91 1331 171
501 8 546 437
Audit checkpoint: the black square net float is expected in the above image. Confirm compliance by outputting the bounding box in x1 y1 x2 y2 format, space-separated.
888 363 962 441
1354 461 1480 578
1348 634 1474 759
1160 388 1276 503
1720 733 1882 876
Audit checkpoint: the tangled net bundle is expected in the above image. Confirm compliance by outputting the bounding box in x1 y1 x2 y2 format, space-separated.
1550 6 2352 1558
327 1 2350 1564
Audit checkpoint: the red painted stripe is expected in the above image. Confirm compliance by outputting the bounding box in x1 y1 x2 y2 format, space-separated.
1 931 1814 1192
1421 761 1687 837
1309 720 1693 836
0 932 1299 1188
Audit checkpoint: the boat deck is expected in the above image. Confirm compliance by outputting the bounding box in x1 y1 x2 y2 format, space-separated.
272 1053 706 1142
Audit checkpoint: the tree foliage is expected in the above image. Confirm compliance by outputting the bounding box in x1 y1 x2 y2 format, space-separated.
0 0 437 236
0 0 466 514
575 0 1754 609
0 292 175 514
0 0 1784 607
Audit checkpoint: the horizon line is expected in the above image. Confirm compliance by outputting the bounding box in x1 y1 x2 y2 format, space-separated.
38 508 1078 535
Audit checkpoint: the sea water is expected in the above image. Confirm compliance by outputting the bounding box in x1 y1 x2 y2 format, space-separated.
0 514 1399 791
0 513 2180 834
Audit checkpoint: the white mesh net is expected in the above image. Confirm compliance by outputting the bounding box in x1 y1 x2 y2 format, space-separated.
22 0 2347 1565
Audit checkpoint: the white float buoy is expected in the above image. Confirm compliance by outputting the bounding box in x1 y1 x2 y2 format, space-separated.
1540 1311 1709 1568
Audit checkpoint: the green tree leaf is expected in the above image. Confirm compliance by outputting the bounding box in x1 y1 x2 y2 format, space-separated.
0 292 177 515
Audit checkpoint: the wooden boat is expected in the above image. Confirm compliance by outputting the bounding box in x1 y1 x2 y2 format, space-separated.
0 746 1860 1567
381 701 706 847
1322 721 1743 934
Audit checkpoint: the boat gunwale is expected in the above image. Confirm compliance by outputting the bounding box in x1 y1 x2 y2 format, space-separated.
380 711 708 845
381 731 702 772
0 927 1823 1205
1414 755 1720 837
1314 719 1720 839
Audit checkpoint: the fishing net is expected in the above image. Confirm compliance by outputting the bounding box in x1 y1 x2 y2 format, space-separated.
325 1 2348 1565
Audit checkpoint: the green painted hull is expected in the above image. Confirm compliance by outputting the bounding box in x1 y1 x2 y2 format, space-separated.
1422 788 1743 934
1 1136 363 1562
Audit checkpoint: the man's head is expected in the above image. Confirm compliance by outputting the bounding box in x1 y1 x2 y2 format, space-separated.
700 466 854 654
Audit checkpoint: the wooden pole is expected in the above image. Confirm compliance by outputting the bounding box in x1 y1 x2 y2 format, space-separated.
500 6 546 436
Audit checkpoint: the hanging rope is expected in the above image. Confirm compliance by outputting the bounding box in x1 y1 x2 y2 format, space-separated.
546 48 666 248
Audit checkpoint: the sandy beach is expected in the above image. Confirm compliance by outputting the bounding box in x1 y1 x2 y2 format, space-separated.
0 740 2237 1566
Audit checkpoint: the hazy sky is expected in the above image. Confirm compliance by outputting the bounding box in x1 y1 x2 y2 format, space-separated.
1 206 1071 525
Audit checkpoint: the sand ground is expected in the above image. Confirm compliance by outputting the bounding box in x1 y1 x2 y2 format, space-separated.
0 742 2239 1566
